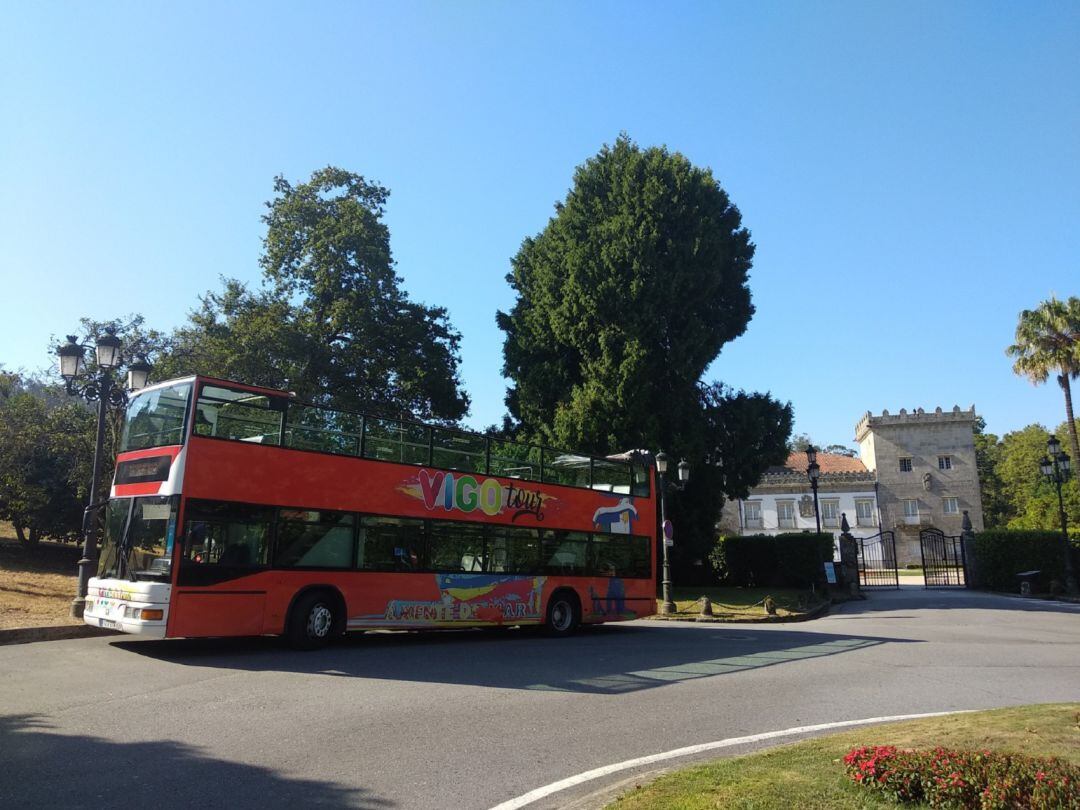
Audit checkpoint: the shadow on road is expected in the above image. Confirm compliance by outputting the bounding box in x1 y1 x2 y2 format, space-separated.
0 714 391 809
113 623 911 695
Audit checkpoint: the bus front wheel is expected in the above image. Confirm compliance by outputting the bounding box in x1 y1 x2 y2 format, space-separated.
543 591 580 637
287 590 341 650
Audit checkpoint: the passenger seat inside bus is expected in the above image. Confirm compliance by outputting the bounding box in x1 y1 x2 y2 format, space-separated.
218 544 252 566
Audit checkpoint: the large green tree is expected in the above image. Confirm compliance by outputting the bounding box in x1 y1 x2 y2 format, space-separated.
498 137 790 571
1007 296 1080 465
972 417 1009 529
0 371 94 543
980 421 1080 530
170 168 470 421
499 135 758 452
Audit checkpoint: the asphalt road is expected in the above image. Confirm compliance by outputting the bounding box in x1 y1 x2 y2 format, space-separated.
2 587 1078 809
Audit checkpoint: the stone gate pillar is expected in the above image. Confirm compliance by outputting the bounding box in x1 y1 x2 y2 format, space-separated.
839 514 860 596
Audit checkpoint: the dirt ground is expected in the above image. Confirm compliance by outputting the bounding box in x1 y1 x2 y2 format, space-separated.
0 530 82 629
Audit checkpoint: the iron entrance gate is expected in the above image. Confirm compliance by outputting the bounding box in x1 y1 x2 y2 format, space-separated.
920 528 967 587
857 531 899 588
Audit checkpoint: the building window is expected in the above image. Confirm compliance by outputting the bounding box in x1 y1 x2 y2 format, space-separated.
855 498 876 527
821 499 840 528
899 457 913 472
938 456 952 471
743 501 763 529
902 499 920 523
777 500 795 529
943 497 959 515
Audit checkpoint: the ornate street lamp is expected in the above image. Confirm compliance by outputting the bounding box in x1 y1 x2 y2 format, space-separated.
656 451 690 616
127 358 152 392
805 446 822 535
57 328 152 617
805 446 828 589
1041 435 1078 595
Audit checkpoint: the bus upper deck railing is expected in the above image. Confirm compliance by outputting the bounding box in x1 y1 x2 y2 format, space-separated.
189 381 651 496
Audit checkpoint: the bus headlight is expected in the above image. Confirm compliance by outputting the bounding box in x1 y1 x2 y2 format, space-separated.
122 607 164 621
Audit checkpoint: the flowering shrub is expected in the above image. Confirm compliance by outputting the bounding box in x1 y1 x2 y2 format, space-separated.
843 745 1079 808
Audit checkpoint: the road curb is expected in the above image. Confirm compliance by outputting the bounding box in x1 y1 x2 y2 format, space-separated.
645 600 831 624
0 624 117 646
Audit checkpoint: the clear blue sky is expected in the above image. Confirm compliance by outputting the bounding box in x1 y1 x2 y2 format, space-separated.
2 2 1078 448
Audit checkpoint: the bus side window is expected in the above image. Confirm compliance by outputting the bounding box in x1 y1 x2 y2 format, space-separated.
180 500 272 568
541 530 588 574
360 516 425 571
274 509 354 568
194 384 286 446
503 527 542 574
428 521 484 572
589 533 651 579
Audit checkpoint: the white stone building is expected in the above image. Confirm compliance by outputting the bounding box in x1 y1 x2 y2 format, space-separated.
721 406 983 567
719 451 880 558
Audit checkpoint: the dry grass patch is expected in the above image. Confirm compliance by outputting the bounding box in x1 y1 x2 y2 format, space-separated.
0 535 82 629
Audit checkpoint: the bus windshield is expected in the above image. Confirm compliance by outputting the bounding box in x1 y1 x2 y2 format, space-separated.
119 382 193 452
97 496 178 581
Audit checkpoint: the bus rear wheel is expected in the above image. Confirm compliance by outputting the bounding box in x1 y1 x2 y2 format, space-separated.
543 591 580 637
287 590 340 650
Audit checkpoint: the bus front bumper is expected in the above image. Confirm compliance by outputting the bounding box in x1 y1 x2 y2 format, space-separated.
84 613 167 637
84 579 170 638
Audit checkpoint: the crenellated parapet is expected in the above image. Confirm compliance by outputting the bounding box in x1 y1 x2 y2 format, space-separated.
855 405 977 442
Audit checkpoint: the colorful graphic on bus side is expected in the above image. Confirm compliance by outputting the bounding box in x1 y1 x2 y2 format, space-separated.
348 573 546 628
591 498 638 534
398 469 555 522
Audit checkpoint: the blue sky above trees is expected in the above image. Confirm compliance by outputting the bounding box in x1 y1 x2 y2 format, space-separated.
2 2 1077 448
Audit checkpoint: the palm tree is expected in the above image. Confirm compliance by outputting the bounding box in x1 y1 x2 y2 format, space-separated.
1007 296 1080 464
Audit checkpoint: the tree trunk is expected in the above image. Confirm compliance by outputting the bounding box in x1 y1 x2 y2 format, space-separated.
1058 374 1080 465
14 523 27 544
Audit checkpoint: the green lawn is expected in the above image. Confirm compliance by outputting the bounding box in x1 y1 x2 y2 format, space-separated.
608 704 1080 810
656 586 825 620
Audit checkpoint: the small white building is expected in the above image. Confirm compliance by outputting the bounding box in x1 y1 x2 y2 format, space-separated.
719 452 881 555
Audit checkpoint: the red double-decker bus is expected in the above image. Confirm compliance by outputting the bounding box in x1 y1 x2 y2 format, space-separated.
83 376 658 648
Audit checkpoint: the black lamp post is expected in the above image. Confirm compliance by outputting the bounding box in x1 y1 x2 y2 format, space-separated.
1040 434 1078 596
805 445 822 535
656 451 691 616
58 329 151 618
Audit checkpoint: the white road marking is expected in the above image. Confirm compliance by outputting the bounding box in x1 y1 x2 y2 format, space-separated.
488 710 971 810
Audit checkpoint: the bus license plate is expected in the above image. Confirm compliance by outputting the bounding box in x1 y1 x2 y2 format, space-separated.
100 619 120 630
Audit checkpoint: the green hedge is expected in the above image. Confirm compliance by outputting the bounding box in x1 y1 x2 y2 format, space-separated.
972 530 1078 592
710 533 834 588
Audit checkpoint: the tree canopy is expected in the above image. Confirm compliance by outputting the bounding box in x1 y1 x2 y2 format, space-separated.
497 136 791 574
975 418 1079 531
1006 296 1080 465
498 135 757 453
0 371 94 543
168 167 470 421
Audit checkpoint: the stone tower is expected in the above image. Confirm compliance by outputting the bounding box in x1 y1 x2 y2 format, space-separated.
855 406 983 566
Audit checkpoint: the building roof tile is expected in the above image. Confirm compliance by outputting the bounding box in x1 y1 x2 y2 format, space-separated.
767 451 867 476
